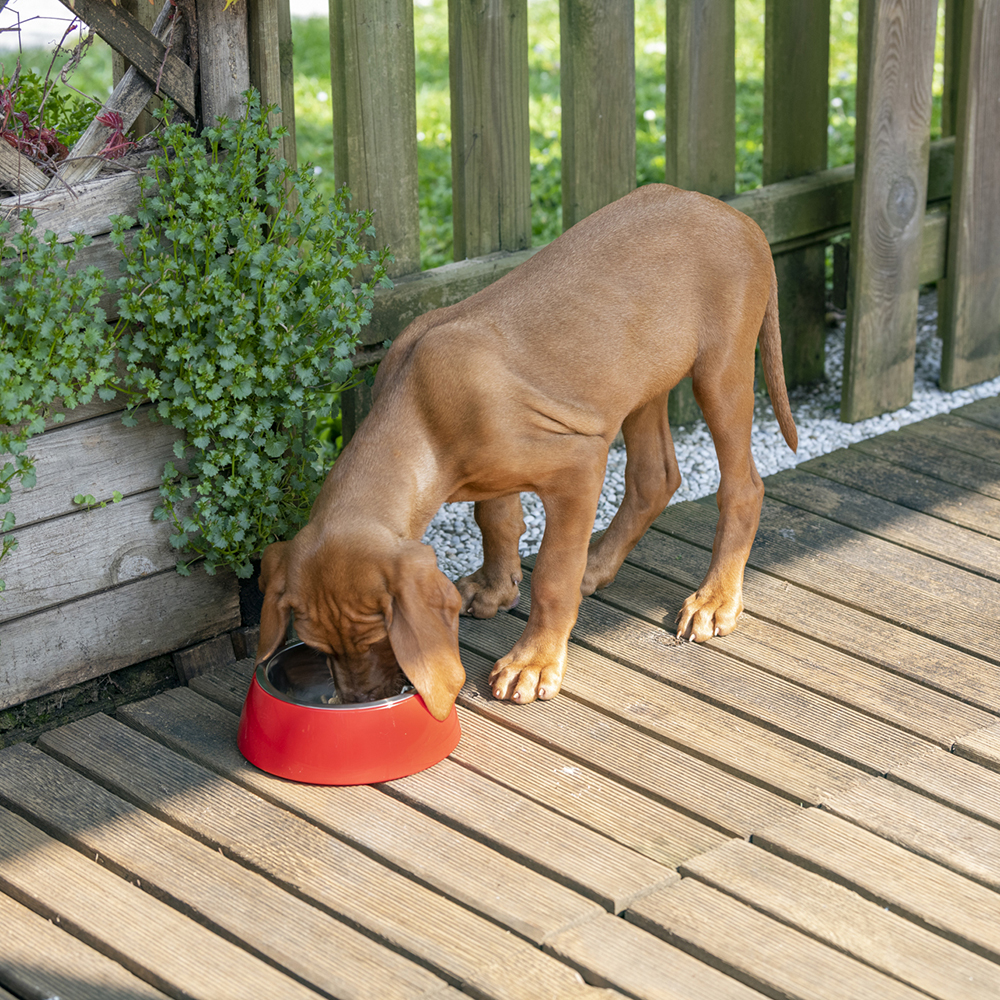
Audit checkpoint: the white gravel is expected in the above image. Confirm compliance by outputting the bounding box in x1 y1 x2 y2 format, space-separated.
423 290 1000 581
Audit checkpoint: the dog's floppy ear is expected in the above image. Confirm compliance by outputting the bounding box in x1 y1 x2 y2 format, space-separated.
385 543 464 721
256 541 293 666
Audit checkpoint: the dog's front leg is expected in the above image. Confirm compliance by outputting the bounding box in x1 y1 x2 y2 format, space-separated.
489 454 605 704
456 495 525 617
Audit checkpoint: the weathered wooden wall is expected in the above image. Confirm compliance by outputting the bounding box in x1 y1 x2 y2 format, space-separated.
0 0 294 711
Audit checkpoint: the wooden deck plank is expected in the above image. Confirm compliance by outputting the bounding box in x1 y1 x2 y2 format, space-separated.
454 647 796 837
627 878 930 1000
799 447 1000 540
545 913 766 1000
460 607 872 802
115 691 608 946
954 396 1000 431
447 705 729 869
41 710 620 1000
191 659 680 913
627 526 1000 713
651 498 1000 664
888 747 1000 828
0 742 455 1000
0 805 323 1000
899 412 1000 464
955 723 1000 772
0 889 172 1000
763 467 1000 579
678 838 1000 1000
822 777 1000 891
597 557 996 748
851 431 1000 499
753 808 1000 960
557 575 934 773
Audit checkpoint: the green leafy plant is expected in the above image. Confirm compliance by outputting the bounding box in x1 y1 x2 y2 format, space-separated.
0 214 120 588
111 91 391 579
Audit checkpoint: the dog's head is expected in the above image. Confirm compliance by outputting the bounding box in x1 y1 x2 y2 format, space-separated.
255 530 464 721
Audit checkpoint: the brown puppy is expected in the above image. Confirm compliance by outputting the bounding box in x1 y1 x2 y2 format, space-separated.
256 184 797 720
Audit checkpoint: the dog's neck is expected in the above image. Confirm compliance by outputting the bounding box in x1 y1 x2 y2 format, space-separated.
314 408 453 542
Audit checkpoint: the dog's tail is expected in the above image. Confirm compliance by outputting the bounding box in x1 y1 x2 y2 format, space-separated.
758 269 798 453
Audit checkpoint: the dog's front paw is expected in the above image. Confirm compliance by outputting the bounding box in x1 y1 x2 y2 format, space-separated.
676 587 743 643
488 650 565 705
456 569 521 618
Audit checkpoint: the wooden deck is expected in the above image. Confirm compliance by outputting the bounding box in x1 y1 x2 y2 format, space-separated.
2 396 1000 1000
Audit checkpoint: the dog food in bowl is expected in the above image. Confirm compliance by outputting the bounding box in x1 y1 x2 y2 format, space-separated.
237 642 461 785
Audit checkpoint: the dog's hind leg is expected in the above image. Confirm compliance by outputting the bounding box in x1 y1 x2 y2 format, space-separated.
456 494 526 617
676 362 763 642
582 391 680 596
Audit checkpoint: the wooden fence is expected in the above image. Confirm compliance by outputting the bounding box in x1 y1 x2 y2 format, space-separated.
334 0 999 433
3 0 999 712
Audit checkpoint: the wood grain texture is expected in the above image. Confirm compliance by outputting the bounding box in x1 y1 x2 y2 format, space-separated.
461 603 877 801
842 0 940 421
0 143 48 194
939 0 1000 390
51 0 186 188
755 807 1000 960
449 0 531 257
0 889 171 1000
559 0 636 228
681 838 1000 1000
4 407 182 530
546 913 766 1000
194 659 681 915
195 0 251 126
594 555 993 749
330 0 421 276
665 0 735 196
0 568 238 710
955 723 1000 773
639 515 1000 713
454 646 796 837
0 741 454 1000
57 706 619 1000
117 688 607 946
799 447 1000 540
764 0 830 386
0 804 321 1000
954 395 1000 430
888 747 1000 829
823 776 1000 891
898 411 1000 464
628 878 931 1000
763 467 1000 579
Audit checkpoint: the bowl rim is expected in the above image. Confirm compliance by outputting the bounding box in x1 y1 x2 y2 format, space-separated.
256 642 417 712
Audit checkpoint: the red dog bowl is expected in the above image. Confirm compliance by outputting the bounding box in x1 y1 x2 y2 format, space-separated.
237 642 461 785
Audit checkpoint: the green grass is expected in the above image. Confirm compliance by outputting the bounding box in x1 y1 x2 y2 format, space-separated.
7 1 946 271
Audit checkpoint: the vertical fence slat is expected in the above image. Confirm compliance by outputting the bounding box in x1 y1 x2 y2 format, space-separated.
941 0 965 136
764 0 830 388
841 0 939 422
249 0 297 168
938 0 1000 391
559 0 636 230
329 0 421 276
196 0 251 126
449 0 531 259
665 0 735 197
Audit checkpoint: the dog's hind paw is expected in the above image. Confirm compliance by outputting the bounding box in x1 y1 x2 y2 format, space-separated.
456 568 521 618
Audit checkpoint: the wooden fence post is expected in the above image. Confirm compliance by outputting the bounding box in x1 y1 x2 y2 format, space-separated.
841 0 939 422
196 0 251 126
938 0 1000 390
665 0 735 198
449 0 531 259
764 0 830 388
559 0 636 230
330 0 420 441
249 0 297 169
664 0 734 423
